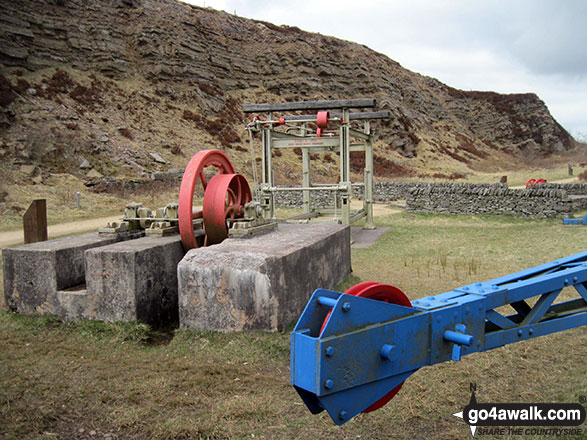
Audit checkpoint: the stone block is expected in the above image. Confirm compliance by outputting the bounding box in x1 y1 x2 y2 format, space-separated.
84 235 184 326
2 231 142 316
178 223 351 332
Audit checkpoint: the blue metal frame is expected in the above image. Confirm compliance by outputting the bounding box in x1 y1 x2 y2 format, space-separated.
563 214 587 225
290 251 587 425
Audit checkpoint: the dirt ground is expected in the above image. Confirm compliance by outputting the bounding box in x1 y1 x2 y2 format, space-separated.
0 215 122 248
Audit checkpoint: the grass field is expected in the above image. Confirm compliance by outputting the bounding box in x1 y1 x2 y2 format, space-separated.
1 212 586 439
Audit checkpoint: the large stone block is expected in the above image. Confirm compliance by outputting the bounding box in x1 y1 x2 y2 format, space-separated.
84 235 184 326
178 223 351 332
2 231 141 316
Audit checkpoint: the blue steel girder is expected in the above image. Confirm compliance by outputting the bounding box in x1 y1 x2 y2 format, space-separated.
290 251 587 425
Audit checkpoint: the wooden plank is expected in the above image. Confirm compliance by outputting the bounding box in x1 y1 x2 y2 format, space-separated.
23 199 48 244
243 98 376 113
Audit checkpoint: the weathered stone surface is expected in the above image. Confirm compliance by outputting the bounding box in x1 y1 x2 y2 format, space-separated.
84 235 184 326
2 231 142 316
178 223 351 332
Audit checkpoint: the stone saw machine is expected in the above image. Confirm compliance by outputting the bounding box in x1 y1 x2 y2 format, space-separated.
290 251 587 425
101 149 275 250
102 98 390 249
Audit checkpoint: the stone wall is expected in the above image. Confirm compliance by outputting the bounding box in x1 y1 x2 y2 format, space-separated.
352 181 508 202
273 187 341 209
406 184 572 218
353 181 582 218
527 183 587 195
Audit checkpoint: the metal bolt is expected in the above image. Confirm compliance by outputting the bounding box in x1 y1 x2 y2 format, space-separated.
430 296 435 300
342 302 351 312
573 277 578 282
380 344 395 360
529 328 534 335
492 285 499 290
339 410 348 420
517 329 523 337
479 289 485 293
463 287 469 291
475 282 482 286
564 279 569 285
325 379 334 389
326 346 335 357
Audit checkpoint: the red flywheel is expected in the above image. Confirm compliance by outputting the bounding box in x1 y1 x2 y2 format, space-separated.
178 150 251 250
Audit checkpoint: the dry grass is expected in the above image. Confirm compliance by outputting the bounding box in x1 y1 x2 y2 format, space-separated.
1 213 586 439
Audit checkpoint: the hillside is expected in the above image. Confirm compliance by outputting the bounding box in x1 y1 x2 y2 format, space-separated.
0 0 581 208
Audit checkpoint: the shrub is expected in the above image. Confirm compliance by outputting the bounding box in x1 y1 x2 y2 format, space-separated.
171 145 183 155
118 127 134 140
0 74 16 107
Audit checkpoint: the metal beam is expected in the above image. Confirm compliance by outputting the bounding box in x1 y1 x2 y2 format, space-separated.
243 99 376 113
273 111 391 121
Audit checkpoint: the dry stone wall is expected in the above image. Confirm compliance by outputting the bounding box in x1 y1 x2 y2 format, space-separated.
406 184 572 218
354 181 581 218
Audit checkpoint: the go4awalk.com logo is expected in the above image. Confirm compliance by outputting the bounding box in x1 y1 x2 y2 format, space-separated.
453 384 586 437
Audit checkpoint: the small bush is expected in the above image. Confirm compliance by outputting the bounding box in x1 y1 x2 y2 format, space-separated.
0 74 16 107
118 127 134 140
182 109 201 122
65 122 79 130
70 81 102 106
578 170 587 182
13 78 30 94
171 145 183 155
42 69 75 97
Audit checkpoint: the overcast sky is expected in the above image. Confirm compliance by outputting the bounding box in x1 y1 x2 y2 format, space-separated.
184 0 587 139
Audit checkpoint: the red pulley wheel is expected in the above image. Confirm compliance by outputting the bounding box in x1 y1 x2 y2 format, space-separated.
525 178 536 188
179 150 236 250
319 281 412 413
202 173 252 245
317 111 329 129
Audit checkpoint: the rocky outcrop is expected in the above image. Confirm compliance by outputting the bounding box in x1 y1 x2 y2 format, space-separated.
0 0 576 177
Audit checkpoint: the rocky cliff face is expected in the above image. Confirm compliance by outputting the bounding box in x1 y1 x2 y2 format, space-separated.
0 0 576 183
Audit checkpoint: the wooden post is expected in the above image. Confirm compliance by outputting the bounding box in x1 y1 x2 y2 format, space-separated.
23 199 47 244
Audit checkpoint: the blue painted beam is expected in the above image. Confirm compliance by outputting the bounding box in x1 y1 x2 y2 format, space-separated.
290 251 587 425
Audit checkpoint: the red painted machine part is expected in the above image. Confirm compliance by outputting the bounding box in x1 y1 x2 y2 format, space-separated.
317 111 330 129
178 150 236 250
202 174 252 245
319 281 413 413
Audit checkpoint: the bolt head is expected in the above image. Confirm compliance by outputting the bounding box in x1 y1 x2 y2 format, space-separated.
517 329 523 336
325 379 334 389
339 410 348 420
326 346 335 357
342 302 351 312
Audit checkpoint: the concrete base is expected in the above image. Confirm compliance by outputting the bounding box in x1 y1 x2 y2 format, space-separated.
2 231 142 316
2 232 184 327
177 223 351 332
85 235 184 326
